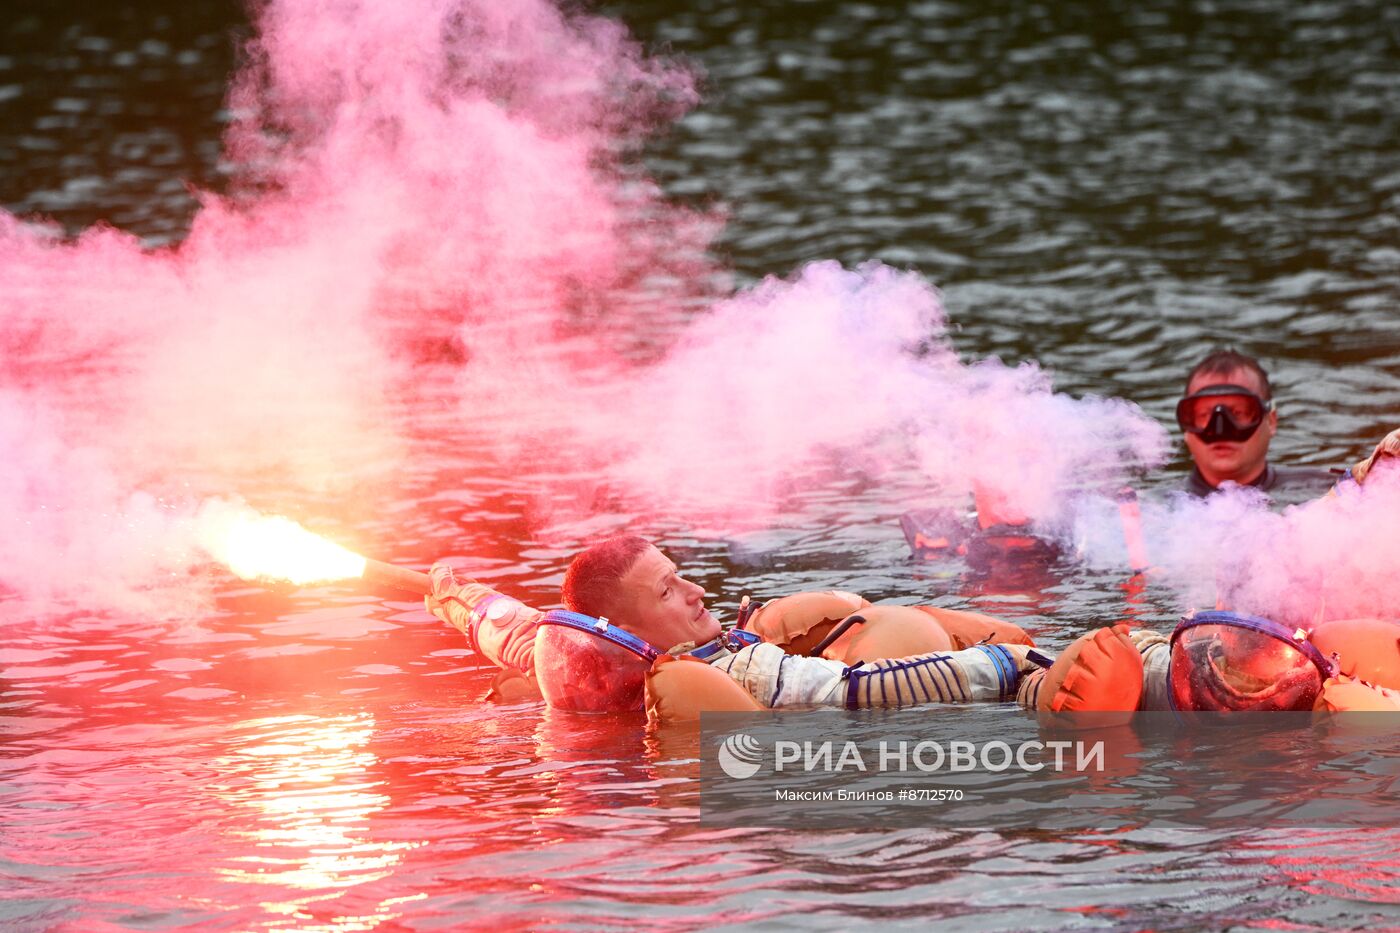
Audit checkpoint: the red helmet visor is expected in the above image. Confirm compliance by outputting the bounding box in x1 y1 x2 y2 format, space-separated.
534 619 651 713
1169 615 1328 712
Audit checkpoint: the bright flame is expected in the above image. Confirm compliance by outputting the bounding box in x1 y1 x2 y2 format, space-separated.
197 500 366 585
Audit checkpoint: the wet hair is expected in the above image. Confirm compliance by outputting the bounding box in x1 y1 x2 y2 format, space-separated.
562 534 652 619
1185 349 1272 401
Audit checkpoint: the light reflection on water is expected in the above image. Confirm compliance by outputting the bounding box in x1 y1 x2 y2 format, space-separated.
211 714 420 921
3 0 1400 929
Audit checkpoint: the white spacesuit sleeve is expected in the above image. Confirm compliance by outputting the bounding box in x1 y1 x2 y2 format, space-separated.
711 642 847 707
1131 629 1172 711
711 642 1029 709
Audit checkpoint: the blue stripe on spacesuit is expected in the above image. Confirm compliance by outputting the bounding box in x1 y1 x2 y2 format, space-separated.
973 644 1016 697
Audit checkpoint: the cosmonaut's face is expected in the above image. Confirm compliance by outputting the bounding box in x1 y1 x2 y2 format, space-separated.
609 545 719 652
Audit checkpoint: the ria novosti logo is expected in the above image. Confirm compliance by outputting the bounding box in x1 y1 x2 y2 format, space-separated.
714 735 1106 779
717 733 764 779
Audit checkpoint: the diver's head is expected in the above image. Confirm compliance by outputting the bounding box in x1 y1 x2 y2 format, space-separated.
1179 349 1277 488
562 535 719 653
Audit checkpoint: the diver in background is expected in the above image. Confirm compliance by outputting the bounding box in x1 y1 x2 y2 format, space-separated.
1017 427 1400 714
906 349 1328 564
1176 349 1331 498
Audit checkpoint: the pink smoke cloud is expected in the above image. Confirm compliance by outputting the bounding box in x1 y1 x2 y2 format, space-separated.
560 261 1169 527
14 0 1363 632
0 0 713 612
1136 463 1400 624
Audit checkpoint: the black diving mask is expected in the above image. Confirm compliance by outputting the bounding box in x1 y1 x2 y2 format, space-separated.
1175 385 1273 444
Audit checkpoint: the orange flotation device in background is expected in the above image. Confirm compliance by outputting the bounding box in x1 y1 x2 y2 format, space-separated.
1026 624 1144 713
913 605 1036 650
1021 616 1400 714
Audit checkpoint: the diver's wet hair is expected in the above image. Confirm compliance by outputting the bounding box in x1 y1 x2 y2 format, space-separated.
1186 348 1272 401
562 534 652 619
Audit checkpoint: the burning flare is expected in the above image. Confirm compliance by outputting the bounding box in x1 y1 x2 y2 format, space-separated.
195 499 433 594
197 501 366 585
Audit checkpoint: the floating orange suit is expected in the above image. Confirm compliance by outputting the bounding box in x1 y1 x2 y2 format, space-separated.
1023 624 1144 713
1022 616 1400 714
647 591 1037 723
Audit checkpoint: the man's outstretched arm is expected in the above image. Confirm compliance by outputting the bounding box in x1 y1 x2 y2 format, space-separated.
424 564 541 676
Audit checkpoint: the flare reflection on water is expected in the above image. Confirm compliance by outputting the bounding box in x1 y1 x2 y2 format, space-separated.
211 714 423 927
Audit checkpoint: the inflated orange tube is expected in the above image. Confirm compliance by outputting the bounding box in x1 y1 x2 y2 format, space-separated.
1315 675 1400 712
745 590 869 656
1036 624 1142 712
645 654 763 724
912 605 1035 649
1309 617 1400 690
820 605 954 666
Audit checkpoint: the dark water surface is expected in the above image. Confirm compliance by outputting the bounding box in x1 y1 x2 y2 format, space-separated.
3 1 1400 930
